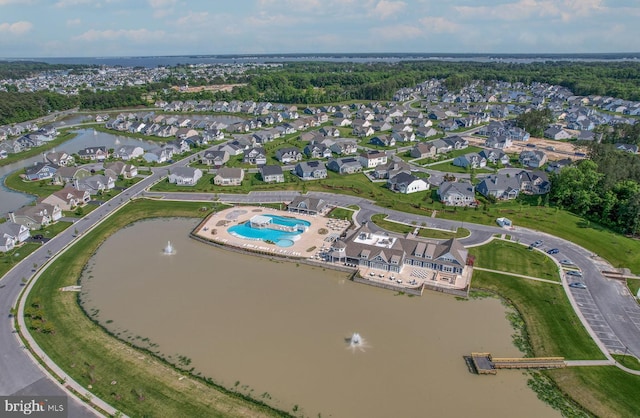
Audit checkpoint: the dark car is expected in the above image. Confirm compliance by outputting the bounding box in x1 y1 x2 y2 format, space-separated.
547 248 560 255
565 270 583 277
32 234 44 240
569 282 587 289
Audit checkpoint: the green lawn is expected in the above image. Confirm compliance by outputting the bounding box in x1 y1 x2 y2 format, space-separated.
426 160 496 174
470 240 560 282
41 221 73 237
471 270 603 360
328 207 355 221
4 170 63 198
0 243 41 279
370 213 469 239
546 367 640 418
627 279 640 298
612 354 640 371
24 199 287 418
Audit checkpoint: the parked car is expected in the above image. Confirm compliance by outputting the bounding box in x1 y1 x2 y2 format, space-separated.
33 234 44 240
531 240 543 248
565 270 583 277
560 259 575 266
569 282 587 289
547 248 560 254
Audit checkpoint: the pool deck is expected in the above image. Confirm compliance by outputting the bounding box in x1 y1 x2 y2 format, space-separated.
194 206 349 258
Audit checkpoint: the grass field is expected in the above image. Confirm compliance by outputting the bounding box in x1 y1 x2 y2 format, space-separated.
469 240 560 282
471 270 603 360
4 170 64 198
612 354 640 371
370 213 469 239
24 199 289 418
0 243 41 279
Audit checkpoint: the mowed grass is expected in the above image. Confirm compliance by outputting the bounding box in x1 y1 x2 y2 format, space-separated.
0 243 41 279
471 270 603 360
370 213 469 239
4 170 64 198
469 240 560 282
547 366 640 418
612 354 640 371
25 199 289 418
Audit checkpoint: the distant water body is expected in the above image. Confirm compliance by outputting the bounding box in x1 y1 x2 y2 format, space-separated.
9 53 640 68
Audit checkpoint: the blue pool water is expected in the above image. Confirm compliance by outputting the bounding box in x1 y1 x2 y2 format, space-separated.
228 215 309 247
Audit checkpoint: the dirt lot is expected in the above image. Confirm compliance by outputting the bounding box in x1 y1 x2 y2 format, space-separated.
171 83 246 93
466 135 588 161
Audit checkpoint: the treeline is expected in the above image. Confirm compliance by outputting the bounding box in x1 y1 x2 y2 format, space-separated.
78 87 148 110
550 144 640 235
0 91 78 125
0 61 87 80
595 123 640 146
188 61 640 103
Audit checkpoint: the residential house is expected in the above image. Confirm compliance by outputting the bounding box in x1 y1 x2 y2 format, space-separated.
518 170 551 195
546 159 572 174
53 166 91 185
104 161 137 178
44 151 74 166
243 147 267 165
9 202 62 230
391 131 416 143
485 135 512 149
476 174 522 200
294 161 327 180
410 142 437 159
387 173 430 194
217 142 245 156
544 126 573 140
359 150 388 169
0 222 30 252
202 150 229 167
615 143 639 154
260 165 285 183
24 162 58 181
329 140 358 155
303 142 332 159
479 149 510 165
275 147 304 164
453 152 487 169
369 135 396 147
437 181 476 206
168 167 203 186
113 145 144 161
443 135 469 150
327 157 363 174
519 150 548 168
373 160 411 180
287 196 327 215
75 174 116 195
78 146 109 161
42 186 91 211
214 167 245 186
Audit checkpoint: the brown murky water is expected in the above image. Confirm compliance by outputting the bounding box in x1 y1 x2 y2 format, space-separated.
80 218 560 418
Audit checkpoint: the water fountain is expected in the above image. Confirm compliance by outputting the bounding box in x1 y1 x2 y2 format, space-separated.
350 333 362 346
163 241 175 255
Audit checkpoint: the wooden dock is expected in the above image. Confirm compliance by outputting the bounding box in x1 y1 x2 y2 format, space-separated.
467 353 565 375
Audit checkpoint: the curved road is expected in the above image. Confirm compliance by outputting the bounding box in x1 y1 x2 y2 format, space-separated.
2 184 640 416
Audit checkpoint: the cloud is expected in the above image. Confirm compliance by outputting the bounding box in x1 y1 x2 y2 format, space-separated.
0 21 33 35
419 16 460 33
66 18 82 26
454 0 606 22
0 0 23 5
176 11 211 26
148 0 177 8
370 23 422 39
370 1 406 19
73 28 166 43
54 0 91 7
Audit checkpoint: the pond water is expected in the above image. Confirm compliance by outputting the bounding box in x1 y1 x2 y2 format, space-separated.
80 218 560 418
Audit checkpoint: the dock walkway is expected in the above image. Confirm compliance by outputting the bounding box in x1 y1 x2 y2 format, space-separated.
467 353 566 375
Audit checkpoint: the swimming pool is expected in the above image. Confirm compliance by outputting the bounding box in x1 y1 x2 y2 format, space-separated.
228 215 309 247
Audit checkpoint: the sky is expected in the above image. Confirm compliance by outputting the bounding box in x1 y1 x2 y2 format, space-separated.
1 0 639 57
